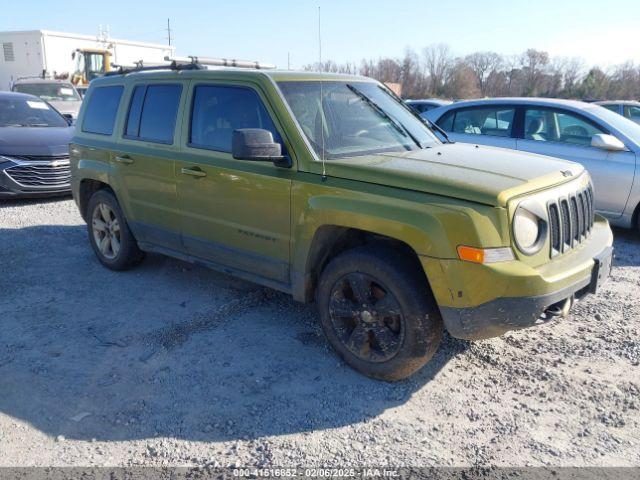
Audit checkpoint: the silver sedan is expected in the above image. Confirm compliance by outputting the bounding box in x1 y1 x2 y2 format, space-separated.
425 98 640 230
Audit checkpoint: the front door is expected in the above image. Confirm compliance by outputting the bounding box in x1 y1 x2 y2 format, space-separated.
517 107 635 218
176 83 292 285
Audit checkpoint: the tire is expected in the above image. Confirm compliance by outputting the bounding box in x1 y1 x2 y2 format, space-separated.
316 245 443 381
86 189 144 271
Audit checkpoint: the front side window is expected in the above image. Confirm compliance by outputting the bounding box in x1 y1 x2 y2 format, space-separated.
278 81 439 160
451 107 515 137
0 96 68 127
124 84 182 144
601 104 619 113
82 85 123 135
189 85 281 153
524 108 605 146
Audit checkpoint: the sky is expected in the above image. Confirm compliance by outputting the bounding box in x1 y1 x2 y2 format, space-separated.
1 0 639 70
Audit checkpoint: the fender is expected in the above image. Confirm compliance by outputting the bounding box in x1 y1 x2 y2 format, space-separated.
290 184 508 301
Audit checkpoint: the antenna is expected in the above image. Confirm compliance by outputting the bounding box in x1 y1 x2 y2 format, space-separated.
318 6 327 181
167 18 172 46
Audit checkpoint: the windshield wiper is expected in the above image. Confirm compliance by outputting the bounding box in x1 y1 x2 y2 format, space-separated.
346 84 423 149
424 118 452 143
377 85 453 144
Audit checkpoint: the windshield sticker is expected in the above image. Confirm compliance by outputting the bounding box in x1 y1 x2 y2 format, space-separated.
27 101 49 110
60 88 74 95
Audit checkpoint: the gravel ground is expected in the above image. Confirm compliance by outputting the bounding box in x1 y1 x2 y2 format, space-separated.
0 196 638 468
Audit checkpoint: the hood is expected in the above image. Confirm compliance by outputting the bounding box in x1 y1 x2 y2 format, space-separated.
0 126 74 157
49 100 82 117
323 143 584 206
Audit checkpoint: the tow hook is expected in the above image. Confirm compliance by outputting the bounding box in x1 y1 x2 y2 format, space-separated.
545 296 574 318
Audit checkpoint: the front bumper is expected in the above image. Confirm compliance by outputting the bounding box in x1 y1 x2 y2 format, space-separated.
0 157 71 198
421 216 614 340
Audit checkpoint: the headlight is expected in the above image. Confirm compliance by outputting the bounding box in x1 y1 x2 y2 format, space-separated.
513 203 546 255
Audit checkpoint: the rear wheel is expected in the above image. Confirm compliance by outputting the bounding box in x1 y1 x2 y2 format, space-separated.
87 189 144 270
316 245 443 381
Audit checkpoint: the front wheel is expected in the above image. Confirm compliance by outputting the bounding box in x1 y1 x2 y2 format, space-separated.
316 245 443 381
87 189 144 271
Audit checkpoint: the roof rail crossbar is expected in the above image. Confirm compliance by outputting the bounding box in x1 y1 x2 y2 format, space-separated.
165 55 276 70
105 61 205 77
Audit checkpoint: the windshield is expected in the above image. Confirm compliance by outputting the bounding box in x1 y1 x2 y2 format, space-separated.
0 97 69 127
278 81 440 159
13 83 81 102
588 104 640 144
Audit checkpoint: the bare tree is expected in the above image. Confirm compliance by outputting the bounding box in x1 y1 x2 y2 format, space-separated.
301 43 640 101
422 43 453 96
442 60 480 99
520 49 550 96
558 57 585 97
465 51 502 96
608 62 640 99
400 48 425 99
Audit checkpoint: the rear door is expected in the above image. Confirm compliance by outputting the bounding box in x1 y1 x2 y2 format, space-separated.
435 105 517 149
516 106 635 217
176 82 292 285
114 81 185 249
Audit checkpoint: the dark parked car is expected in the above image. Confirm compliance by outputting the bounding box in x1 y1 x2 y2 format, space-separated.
0 91 74 198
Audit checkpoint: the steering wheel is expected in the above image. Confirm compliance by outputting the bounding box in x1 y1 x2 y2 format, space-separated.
564 125 589 137
354 122 389 138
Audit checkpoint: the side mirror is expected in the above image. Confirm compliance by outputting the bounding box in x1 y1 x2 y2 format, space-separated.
232 129 290 167
62 113 74 126
591 134 626 151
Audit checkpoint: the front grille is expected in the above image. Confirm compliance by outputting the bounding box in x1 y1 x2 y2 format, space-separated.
8 154 69 161
5 158 70 189
548 184 594 257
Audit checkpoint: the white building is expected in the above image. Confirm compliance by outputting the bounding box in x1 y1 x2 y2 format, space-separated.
0 30 175 89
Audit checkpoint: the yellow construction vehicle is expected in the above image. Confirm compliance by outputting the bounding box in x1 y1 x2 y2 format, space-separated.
71 48 112 86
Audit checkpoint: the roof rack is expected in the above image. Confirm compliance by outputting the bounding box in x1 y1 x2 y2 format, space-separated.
105 59 205 76
166 55 276 70
105 55 276 77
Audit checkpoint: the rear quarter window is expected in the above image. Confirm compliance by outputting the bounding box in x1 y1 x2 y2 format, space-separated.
81 86 124 135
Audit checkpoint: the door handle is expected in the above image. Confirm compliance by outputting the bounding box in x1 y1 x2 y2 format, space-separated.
181 167 207 178
115 155 134 164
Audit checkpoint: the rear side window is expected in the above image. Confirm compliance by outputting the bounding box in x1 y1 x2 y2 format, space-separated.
189 85 281 153
82 86 124 135
124 84 182 144
452 107 515 137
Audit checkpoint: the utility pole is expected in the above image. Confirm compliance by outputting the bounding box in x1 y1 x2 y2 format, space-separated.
167 18 172 46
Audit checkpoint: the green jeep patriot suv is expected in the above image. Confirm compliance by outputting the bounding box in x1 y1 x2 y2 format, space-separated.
70 62 613 380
